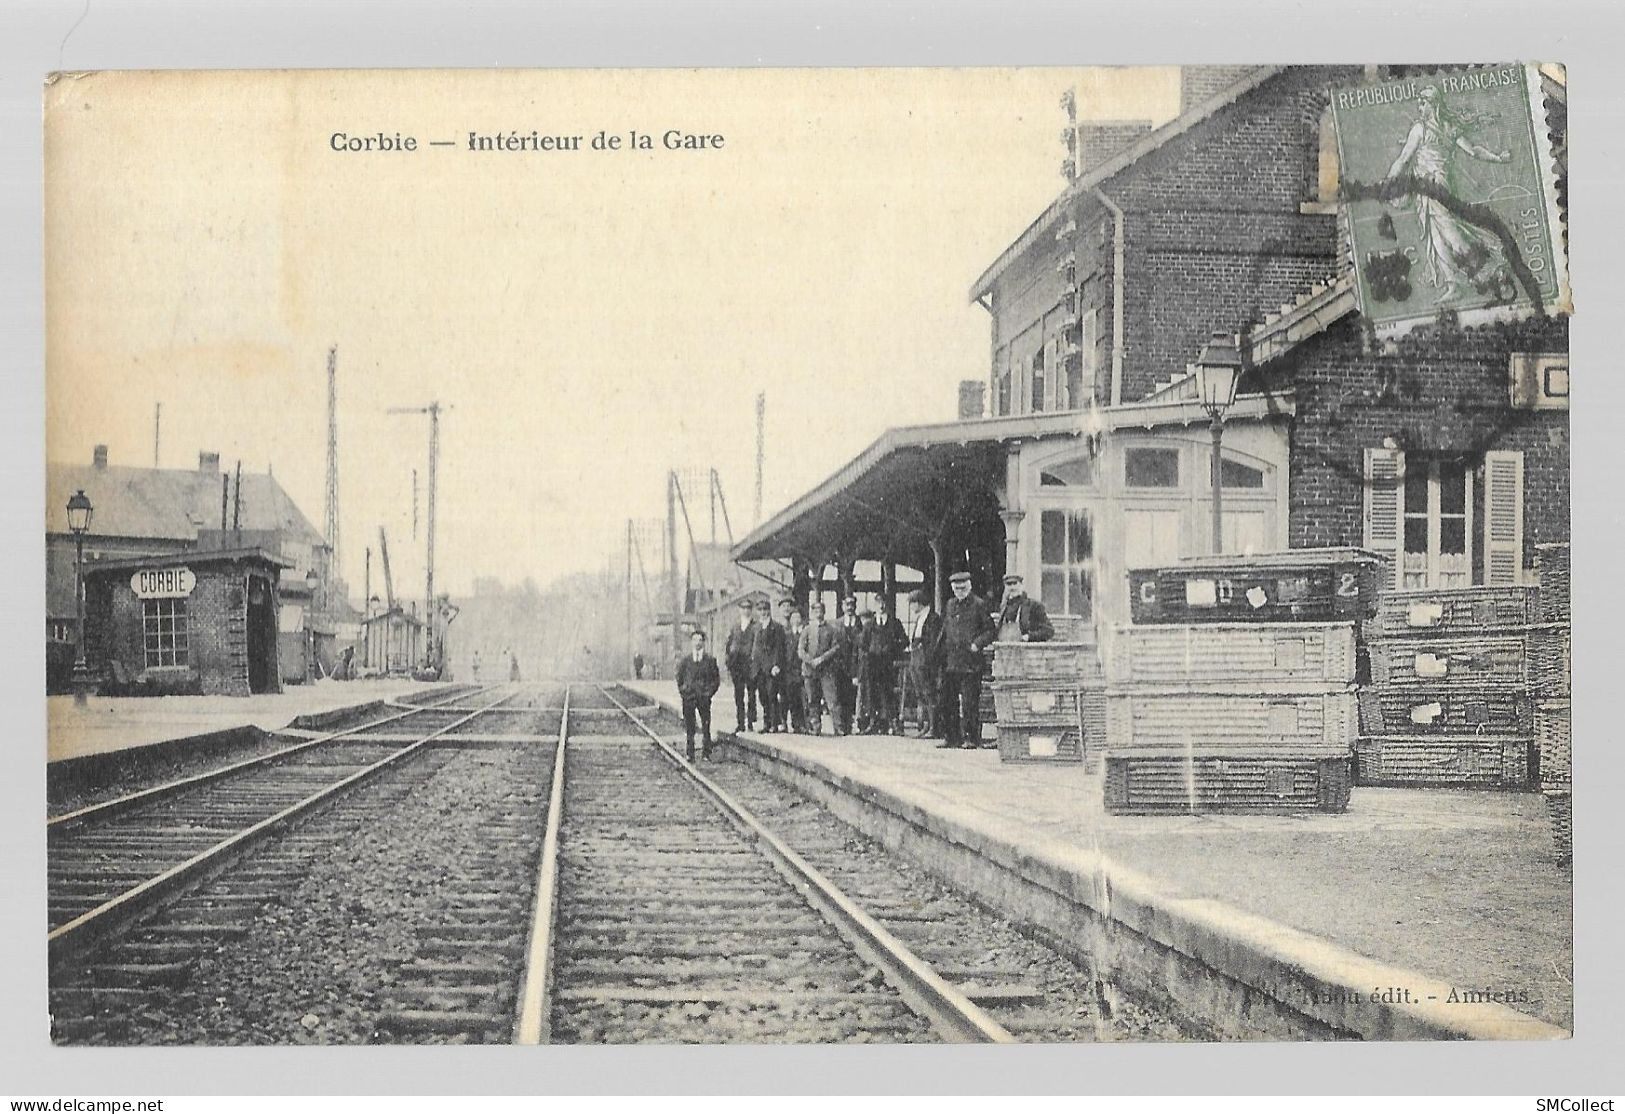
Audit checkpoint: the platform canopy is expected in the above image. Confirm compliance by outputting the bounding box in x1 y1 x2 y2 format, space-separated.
734 413 1081 572
733 395 1295 575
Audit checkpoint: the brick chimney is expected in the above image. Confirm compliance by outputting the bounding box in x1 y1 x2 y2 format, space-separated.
92 444 108 469
199 450 220 473
958 380 987 421
1076 121 1153 175
1180 65 1263 115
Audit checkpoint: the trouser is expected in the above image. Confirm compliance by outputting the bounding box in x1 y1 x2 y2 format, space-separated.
732 674 757 728
781 672 807 732
940 669 983 747
754 672 781 730
803 671 841 734
681 695 713 758
864 661 899 729
836 671 857 733
909 658 939 734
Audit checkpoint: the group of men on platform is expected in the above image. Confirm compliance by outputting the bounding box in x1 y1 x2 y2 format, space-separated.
699 570 1054 753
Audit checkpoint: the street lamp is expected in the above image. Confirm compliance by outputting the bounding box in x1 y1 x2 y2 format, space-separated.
304 569 320 682
66 488 95 705
1194 331 1244 554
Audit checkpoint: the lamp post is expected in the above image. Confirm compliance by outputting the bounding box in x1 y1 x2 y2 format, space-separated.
304 569 319 682
66 489 94 705
1194 331 1244 554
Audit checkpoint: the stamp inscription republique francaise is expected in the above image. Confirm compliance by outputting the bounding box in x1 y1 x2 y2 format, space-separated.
1330 63 1569 335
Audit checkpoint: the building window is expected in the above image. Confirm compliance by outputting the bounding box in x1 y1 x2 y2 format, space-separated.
1039 457 1096 487
1381 455 1473 589
1219 458 1267 489
48 619 72 642
1039 508 1095 620
1030 347 1047 413
143 598 190 668
1124 447 1181 489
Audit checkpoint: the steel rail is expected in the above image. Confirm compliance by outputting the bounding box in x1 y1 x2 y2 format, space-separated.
48 686 518 969
512 685 571 1045
48 685 498 831
596 685 1017 1044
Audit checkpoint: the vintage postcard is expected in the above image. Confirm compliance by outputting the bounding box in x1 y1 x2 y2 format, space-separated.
43 64 1572 1048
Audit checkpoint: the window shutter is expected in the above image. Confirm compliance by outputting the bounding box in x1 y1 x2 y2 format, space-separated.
1483 450 1525 585
1364 447 1405 585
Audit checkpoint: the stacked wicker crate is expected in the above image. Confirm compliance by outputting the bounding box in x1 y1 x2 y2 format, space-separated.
1103 548 1386 815
1534 543 1571 865
1357 587 1544 789
991 641 1105 767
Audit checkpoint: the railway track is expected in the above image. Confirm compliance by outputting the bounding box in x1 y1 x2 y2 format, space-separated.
51 679 1157 1044
48 685 527 1035
539 685 1014 1043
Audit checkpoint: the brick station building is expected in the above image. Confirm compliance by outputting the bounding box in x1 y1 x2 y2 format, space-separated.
735 64 1569 659
83 548 289 697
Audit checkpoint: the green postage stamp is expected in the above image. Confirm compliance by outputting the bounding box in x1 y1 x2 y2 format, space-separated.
1330 63 1570 335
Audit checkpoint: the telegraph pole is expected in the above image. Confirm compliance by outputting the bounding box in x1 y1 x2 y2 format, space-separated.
754 392 765 528
386 400 445 669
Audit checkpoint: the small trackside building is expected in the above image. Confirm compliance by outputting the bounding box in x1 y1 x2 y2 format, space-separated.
83 547 290 697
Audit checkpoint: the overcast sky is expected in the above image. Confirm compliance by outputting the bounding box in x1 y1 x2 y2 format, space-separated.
45 67 1179 597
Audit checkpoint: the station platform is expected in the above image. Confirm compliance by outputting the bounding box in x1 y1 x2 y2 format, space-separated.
47 678 444 763
623 679 1571 1040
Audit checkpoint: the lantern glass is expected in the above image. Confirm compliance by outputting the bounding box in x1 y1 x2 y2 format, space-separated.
66 489 93 534
1195 363 1240 415
1194 331 1243 418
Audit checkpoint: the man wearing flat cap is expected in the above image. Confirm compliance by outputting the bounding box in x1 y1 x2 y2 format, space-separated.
997 572 1054 644
938 571 997 749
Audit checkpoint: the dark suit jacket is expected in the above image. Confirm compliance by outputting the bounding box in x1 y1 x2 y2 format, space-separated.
723 622 756 679
997 595 1055 642
676 653 721 700
942 593 997 673
798 622 841 677
863 615 907 666
750 621 785 677
837 616 864 675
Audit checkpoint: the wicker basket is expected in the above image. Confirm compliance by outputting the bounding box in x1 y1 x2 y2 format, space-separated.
1543 789 1572 866
1127 548 1389 626
1367 634 1533 687
1106 622 1357 688
1535 543 1570 625
1105 690 1357 753
991 680 1081 727
1355 735 1531 788
1529 625 1571 699
1365 586 1539 639
998 723 1085 764
1104 754 1352 814
990 641 1091 680
1357 687 1532 736
1537 700 1571 790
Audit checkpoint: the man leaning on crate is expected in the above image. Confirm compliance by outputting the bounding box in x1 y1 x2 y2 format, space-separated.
996 572 1054 644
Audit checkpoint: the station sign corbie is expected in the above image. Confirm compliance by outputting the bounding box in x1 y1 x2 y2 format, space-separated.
131 566 196 599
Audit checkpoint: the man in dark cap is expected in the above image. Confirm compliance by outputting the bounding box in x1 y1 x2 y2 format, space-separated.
724 599 758 732
938 571 996 749
750 598 785 731
905 588 943 737
997 572 1055 644
835 595 863 735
